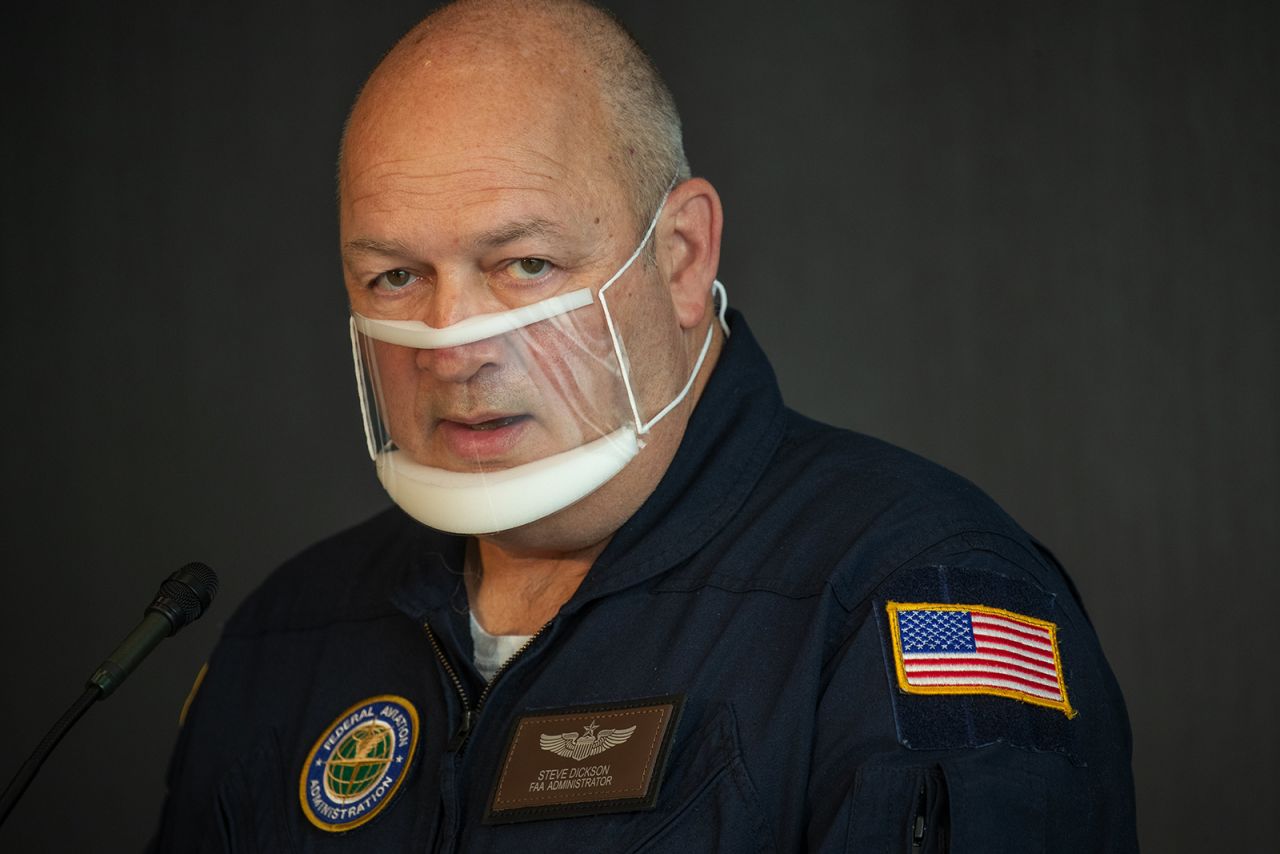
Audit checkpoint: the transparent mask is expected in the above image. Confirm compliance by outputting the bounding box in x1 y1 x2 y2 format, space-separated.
349 195 727 535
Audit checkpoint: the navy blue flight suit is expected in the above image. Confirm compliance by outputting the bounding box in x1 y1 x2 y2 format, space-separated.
155 312 1138 852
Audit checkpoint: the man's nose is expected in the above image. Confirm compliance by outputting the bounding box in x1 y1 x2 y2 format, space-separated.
414 274 504 382
414 338 503 383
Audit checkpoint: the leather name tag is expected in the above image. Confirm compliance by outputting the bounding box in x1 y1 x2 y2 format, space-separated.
485 695 683 824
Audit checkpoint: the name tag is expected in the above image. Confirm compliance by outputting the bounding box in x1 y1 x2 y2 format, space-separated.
485 695 683 824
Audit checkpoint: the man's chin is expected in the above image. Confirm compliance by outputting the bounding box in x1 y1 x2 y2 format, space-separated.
479 498 616 557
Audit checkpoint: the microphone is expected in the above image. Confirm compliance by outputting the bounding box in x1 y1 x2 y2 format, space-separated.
0 562 218 826
88 562 219 697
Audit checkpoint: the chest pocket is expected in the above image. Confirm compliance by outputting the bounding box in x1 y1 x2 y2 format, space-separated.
624 703 775 854
209 729 299 854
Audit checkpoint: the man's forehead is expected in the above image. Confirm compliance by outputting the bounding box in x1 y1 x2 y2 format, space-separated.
338 6 635 250
341 157 601 238
340 96 628 252
341 73 615 212
343 149 573 199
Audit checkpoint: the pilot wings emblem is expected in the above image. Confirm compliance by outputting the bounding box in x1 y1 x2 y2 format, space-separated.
539 720 637 761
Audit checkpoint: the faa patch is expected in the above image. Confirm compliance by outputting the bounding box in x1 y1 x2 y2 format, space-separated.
300 695 419 832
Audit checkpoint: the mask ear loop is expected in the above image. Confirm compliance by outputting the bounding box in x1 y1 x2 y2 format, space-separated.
603 272 729 436
596 182 730 437
713 279 730 337
630 279 729 435
637 314 716 434
598 185 673 437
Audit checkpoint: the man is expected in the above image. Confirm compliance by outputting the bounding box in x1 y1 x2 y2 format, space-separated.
157 1 1137 850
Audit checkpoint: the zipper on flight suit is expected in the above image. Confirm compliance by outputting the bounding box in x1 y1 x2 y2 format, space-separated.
910 780 927 851
424 620 550 753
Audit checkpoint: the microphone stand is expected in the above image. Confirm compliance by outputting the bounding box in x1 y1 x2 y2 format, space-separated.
0 562 217 828
0 686 101 824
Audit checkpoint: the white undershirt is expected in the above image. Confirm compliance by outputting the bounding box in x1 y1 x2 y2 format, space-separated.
469 613 534 683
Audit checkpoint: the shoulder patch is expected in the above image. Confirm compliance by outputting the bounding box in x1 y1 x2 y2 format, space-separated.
299 695 420 833
873 564 1085 763
886 601 1074 717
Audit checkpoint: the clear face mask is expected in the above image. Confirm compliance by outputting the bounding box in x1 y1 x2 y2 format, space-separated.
350 193 729 535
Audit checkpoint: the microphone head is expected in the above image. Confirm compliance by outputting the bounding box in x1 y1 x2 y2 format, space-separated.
148 562 219 633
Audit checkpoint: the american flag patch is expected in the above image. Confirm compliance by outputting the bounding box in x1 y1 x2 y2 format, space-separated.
886 601 1075 717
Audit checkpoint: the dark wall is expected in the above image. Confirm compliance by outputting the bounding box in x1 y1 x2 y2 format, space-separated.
1 2 1275 850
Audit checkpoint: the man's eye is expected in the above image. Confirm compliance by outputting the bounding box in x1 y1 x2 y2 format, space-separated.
373 269 419 291
509 258 550 280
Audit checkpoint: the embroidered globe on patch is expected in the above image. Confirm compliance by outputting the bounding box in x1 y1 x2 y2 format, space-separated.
326 722 395 801
300 695 420 832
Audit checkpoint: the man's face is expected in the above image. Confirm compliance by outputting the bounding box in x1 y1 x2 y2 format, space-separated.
340 56 681 479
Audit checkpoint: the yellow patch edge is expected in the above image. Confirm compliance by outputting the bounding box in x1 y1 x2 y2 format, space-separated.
886 601 1076 718
298 694 421 833
178 662 209 727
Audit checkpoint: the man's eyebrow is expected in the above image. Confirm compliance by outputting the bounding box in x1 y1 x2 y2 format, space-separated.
342 237 413 259
342 218 564 261
472 217 563 250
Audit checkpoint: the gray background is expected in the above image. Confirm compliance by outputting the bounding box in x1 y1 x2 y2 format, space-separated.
1 1 1275 850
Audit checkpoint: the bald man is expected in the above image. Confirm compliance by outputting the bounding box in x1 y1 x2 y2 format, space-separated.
156 2 1137 851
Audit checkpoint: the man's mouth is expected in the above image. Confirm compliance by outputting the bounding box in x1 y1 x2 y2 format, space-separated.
461 415 527 431
434 413 533 461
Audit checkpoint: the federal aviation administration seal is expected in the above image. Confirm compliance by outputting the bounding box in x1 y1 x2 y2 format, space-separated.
299 695 419 832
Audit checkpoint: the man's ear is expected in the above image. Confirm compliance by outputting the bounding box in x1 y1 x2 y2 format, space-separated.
659 178 724 329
